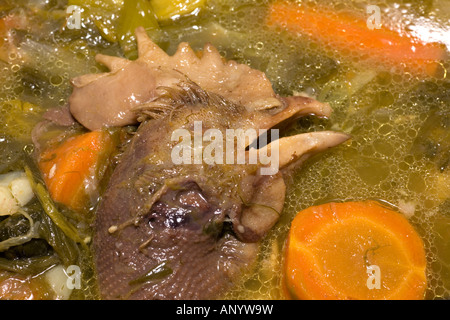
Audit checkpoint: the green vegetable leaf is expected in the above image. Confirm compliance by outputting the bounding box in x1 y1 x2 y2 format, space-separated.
151 0 206 21
24 166 86 247
117 0 159 59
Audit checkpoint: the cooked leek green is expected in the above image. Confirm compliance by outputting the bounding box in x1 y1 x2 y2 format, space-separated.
117 0 159 59
0 255 60 275
24 166 86 246
151 0 206 20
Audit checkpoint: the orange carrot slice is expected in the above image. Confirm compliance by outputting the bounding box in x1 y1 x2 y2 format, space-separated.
284 200 427 300
38 130 114 213
267 2 446 77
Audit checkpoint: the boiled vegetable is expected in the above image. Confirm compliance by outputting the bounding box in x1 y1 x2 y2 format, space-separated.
0 255 59 275
25 166 86 248
37 130 114 213
0 166 79 271
151 0 206 21
117 0 159 59
284 200 427 300
44 264 74 300
68 0 123 43
66 0 205 57
0 210 35 252
0 171 36 251
267 2 446 77
68 0 124 12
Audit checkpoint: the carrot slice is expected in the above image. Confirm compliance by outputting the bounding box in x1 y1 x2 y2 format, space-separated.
267 2 446 77
284 201 427 300
38 130 114 213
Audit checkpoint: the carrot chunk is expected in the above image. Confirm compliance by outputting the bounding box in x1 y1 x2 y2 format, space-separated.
267 2 446 77
284 200 427 300
38 130 114 213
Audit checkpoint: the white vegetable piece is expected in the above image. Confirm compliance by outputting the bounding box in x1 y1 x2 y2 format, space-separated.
44 265 74 300
0 171 23 187
0 171 34 215
10 175 34 206
0 185 19 216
